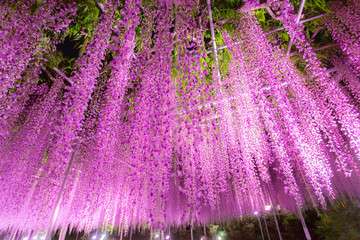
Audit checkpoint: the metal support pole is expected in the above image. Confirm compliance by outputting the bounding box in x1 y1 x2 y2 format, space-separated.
206 0 222 86
45 144 79 240
120 225 124 240
297 205 311 240
272 208 282 240
190 224 194 240
206 0 239 145
264 14 327 35
256 215 265 240
204 224 207 238
206 13 327 55
263 215 271 240
286 0 306 56
10 230 18 240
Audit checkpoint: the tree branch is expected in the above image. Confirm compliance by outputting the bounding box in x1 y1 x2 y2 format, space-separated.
235 3 269 13
265 5 281 21
326 67 339 74
53 67 74 86
235 2 283 21
42 67 55 80
264 14 327 35
95 1 106 13
99 64 112 75
214 19 230 28
289 42 338 56
310 26 324 41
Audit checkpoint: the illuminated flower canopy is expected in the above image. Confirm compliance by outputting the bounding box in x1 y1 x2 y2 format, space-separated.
0 0 359 237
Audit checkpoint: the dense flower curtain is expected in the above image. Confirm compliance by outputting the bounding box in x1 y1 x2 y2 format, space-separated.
0 0 360 237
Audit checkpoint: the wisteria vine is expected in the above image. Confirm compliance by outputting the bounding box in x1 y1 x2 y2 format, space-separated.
0 0 360 238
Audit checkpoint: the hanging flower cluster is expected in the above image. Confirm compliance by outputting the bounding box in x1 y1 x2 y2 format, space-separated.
0 0 360 237
0 0 75 140
325 2 360 75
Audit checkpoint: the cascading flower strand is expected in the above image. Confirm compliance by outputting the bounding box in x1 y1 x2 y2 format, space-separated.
1 0 360 237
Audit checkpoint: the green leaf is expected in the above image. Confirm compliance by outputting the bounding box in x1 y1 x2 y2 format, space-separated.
255 11 265 23
279 31 289 42
29 3 39 14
